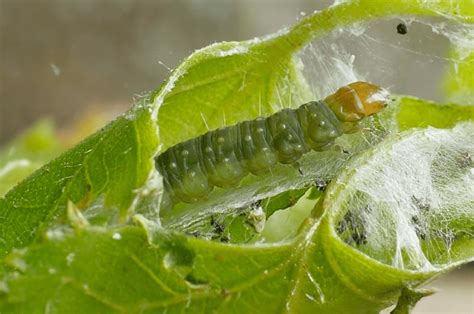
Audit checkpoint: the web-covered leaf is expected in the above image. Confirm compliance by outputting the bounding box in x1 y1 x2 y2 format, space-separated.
2 123 472 313
142 0 474 239
329 123 474 269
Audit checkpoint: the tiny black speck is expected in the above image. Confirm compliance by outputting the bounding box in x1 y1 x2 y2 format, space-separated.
397 23 408 35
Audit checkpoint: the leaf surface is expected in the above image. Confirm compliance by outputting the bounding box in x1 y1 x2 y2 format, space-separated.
0 103 159 256
2 124 472 313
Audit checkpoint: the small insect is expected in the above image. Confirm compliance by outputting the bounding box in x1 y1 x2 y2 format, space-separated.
411 195 430 212
156 82 390 207
210 215 225 234
455 152 472 169
315 179 329 191
397 23 408 35
411 215 427 240
337 210 368 246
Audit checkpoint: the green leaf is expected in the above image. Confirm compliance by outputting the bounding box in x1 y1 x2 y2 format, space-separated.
0 120 60 196
150 0 474 234
444 50 474 104
322 123 474 308
0 223 424 313
2 123 472 313
0 103 159 257
158 92 474 240
152 39 313 151
153 0 473 151
262 188 310 217
396 96 474 130
391 287 435 314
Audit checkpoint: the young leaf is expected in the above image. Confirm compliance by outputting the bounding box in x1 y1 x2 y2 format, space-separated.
0 103 159 257
396 96 474 130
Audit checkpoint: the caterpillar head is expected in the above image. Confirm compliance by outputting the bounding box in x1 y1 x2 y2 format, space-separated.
324 81 389 123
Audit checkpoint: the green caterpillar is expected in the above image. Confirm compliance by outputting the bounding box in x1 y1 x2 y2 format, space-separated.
156 82 389 206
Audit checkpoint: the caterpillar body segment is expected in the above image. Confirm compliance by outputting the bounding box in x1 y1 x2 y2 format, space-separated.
156 81 389 206
239 118 278 175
